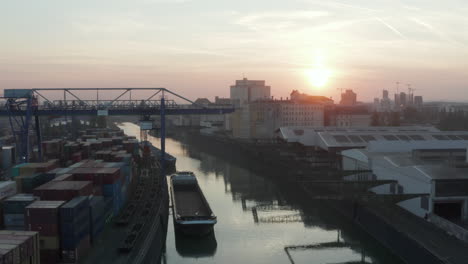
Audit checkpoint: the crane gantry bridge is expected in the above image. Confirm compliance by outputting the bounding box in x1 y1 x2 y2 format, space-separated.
0 88 235 169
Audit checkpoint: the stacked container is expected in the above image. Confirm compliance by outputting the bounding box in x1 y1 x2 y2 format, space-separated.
15 173 55 193
11 159 59 178
88 196 105 243
71 152 82 163
42 139 63 159
0 230 40 264
0 181 17 200
60 197 91 263
33 181 93 201
25 200 65 264
52 174 75 181
3 194 38 230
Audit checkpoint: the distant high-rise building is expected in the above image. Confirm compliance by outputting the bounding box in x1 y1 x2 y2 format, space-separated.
379 90 391 111
340 89 357 106
373 98 380 111
414 96 423 107
383 90 389 100
230 78 271 106
394 94 400 107
399 92 407 107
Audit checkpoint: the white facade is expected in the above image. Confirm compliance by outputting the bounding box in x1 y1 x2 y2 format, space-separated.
341 147 468 221
279 103 324 127
230 78 271 106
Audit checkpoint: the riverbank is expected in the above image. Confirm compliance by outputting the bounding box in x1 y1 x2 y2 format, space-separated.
176 129 468 264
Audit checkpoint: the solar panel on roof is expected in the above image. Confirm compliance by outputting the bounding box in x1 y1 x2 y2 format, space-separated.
348 135 363 143
409 135 424 140
383 135 398 141
432 135 450 140
361 135 376 142
333 135 350 143
396 135 411 141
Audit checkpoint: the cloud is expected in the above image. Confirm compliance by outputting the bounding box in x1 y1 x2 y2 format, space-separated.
235 11 330 31
73 16 167 34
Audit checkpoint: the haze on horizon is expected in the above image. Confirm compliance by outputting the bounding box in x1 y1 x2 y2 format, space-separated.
1 0 468 102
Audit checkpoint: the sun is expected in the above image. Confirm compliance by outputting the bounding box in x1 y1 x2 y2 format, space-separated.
306 67 331 88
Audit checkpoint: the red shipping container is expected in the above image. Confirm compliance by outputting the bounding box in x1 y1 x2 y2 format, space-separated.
28 223 60 236
33 181 93 201
52 174 75 181
25 201 64 225
71 152 82 163
70 167 120 185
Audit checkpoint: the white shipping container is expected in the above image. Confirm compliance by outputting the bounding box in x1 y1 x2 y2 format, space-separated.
0 181 17 200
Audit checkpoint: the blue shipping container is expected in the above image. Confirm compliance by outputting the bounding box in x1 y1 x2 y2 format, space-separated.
3 214 25 227
60 196 90 223
102 179 121 198
3 194 37 214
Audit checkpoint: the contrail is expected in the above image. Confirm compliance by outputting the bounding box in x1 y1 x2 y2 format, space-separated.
411 17 465 47
374 17 406 39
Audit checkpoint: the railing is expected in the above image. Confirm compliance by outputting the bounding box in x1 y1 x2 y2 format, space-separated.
2 99 234 112
428 213 468 243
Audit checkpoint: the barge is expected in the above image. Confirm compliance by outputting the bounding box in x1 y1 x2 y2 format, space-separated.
170 171 217 236
149 144 177 171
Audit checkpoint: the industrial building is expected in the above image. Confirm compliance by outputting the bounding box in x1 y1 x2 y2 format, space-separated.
277 126 447 152
230 78 271 107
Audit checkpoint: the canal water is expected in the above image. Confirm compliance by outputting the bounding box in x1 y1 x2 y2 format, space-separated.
119 122 403 264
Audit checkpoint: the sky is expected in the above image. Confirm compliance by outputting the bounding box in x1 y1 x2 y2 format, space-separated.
1 0 468 102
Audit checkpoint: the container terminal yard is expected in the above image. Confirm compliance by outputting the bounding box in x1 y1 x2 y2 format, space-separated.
0 127 171 264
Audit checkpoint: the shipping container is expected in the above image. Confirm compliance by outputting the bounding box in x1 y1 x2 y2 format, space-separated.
70 167 120 185
3 194 37 230
3 214 24 228
88 196 106 243
0 244 20 264
13 160 59 180
11 164 26 179
0 181 17 200
25 200 65 227
3 194 38 214
33 181 93 201
62 234 91 263
51 173 74 181
0 231 39 264
60 196 89 223
15 173 54 194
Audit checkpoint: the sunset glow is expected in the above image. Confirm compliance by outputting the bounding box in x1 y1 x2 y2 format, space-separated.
306 67 332 89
